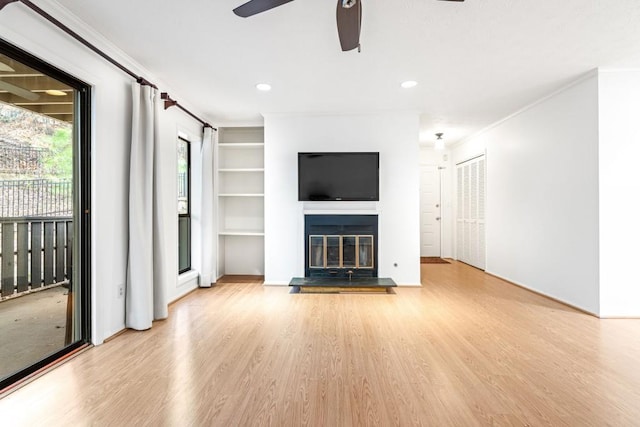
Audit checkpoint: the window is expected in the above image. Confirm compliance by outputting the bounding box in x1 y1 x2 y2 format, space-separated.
0 39 91 390
177 136 190 273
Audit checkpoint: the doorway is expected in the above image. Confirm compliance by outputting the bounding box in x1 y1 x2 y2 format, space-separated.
419 164 441 257
0 39 91 390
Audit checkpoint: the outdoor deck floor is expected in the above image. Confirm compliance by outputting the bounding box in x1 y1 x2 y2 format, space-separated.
0 286 67 380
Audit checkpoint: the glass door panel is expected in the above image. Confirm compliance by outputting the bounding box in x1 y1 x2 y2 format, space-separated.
0 42 89 389
309 236 325 268
358 236 374 268
326 236 341 268
342 236 357 268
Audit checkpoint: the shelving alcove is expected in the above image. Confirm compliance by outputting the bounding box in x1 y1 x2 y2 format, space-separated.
215 126 264 278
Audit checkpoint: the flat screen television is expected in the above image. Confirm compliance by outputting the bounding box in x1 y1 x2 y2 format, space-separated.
298 152 379 201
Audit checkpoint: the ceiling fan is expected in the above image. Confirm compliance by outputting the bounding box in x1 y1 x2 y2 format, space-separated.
233 0 465 52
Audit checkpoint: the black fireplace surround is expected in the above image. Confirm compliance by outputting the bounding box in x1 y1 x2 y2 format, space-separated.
304 214 378 279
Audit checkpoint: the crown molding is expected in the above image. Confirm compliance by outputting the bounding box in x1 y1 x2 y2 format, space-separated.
451 69 599 149
38 1 157 84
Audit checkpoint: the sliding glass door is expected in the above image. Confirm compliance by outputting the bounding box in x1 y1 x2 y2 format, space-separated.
0 39 90 390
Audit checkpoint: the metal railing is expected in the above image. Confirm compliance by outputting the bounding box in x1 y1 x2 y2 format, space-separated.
178 172 188 199
0 179 72 217
0 145 44 174
0 216 72 298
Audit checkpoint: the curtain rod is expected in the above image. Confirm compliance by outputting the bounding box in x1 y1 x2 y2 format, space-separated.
0 0 215 130
161 93 215 130
0 0 156 88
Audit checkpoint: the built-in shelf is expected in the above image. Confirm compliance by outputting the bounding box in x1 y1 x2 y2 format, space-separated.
216 126 265 277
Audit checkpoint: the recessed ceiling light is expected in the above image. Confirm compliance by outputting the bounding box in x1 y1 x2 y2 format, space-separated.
256 83 271 91
45 89 67 96
401 80 417 89
0 61 14 72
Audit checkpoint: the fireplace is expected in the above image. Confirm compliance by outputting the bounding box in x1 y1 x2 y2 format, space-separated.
304 215 378 278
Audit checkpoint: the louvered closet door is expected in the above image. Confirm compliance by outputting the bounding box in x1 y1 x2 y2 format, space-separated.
456 156 486 270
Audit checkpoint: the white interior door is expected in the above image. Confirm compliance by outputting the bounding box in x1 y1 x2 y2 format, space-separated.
420 164 441 257
456 156 486 269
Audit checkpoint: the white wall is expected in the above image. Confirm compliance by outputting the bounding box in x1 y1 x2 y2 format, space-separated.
1 3 205 342
598 70 640 317
419 147 454 258
264 113 421 286
452 74 601 314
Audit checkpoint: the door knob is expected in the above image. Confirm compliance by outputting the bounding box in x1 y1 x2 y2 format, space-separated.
436 217 441 221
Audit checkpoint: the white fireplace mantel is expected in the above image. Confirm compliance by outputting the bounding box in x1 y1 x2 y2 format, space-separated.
302 201 379 216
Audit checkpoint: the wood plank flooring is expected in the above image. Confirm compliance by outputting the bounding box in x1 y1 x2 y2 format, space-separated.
1 261 639 426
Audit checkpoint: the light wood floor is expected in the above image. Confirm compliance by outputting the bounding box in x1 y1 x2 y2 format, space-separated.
1 261 639 426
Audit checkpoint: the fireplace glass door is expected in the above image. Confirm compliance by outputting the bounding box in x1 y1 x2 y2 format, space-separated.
342 236 357 268
326 236 340 267
308 235 374 270
309 236 324 268
357 236 374 268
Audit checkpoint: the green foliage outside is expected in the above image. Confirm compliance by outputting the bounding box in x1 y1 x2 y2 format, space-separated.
42 127 73 179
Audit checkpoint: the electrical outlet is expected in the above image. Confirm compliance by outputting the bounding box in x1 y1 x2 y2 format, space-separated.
118 284 124 298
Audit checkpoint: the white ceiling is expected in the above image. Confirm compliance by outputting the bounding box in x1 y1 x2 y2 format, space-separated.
50 0 640 145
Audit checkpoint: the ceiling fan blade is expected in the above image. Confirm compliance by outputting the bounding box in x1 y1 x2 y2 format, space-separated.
233 0 294 17
0 79 40 101
336 0 362 52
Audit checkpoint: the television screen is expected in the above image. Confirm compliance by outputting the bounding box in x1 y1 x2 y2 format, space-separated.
298 152 379 201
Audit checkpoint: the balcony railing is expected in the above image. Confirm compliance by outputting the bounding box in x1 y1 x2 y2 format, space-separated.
0 179 72 218
0 145 44 174
0 216 72 299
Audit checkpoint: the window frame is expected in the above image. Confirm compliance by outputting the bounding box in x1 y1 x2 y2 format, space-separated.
178 136 191 274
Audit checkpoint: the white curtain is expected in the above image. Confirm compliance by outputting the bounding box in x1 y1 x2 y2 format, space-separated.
199 126 215 287
126 83 168 330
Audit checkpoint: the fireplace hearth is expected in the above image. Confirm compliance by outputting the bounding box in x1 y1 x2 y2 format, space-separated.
304 215 378 278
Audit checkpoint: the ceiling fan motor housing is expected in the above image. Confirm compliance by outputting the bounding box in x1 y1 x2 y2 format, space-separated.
233 0 462 52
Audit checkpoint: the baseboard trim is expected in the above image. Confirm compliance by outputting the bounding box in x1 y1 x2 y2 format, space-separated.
103 328 128 343
484 271 599 318
169 286 200 306
263 281 289 286
217 275 264 283
598 315 640 319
